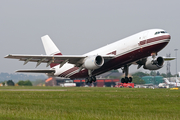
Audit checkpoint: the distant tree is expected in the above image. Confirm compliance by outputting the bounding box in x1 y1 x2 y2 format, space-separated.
132 72 149 77
31 79 45 86
2 82 5 86
17 80 32 86
7 80 15 86
156 71 160 76
24 80 32 86
150 71 156 76
173 74 179 77
167 72 173 77
132 76 145 84
17 81 24 86
161 73 167 78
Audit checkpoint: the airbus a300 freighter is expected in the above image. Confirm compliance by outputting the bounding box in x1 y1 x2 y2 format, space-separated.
5 29 174 83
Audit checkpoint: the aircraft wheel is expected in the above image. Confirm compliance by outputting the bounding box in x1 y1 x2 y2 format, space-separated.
125 77 129 83
129 77 132 82
121 78 125 83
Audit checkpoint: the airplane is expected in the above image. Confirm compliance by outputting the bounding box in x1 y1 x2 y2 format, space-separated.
5 29 175 83
164 78 180 87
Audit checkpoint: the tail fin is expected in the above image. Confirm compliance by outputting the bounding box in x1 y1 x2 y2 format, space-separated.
164 78 170 84
41 35 62 68
41 35 62 55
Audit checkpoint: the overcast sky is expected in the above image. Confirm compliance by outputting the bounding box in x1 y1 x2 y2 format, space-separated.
1 0 180 75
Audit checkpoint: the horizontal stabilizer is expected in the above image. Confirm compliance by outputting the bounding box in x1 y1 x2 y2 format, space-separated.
163 57 176 61
16 69 55 73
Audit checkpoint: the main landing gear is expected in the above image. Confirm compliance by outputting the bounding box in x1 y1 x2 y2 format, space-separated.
85 76 96 84
121 77 132 83
121 65 133 83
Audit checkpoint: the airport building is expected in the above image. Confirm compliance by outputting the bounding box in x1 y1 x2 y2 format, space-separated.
141 76 164 85
45 70 122 87
45 77 120 87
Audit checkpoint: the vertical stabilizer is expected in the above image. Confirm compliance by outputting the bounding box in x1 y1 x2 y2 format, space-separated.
41 35 62 68
164 78 170 84
41 35 62 55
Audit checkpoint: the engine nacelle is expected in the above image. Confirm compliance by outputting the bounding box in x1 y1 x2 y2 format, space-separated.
83 55 104 70
143 56 164 70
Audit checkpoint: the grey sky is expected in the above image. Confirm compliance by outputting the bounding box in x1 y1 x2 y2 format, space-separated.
1 0 180 75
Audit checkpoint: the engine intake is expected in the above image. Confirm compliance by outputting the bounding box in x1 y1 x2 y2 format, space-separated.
83 55 104 70
143 56 164 70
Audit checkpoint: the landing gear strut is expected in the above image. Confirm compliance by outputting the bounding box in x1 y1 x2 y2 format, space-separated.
85 76 96 84
121 65 133 83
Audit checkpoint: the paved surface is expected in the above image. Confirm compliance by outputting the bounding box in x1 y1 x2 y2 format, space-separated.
0 89 67 91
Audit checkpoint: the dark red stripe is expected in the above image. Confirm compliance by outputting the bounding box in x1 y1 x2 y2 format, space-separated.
50 52 62 68
147 35 170 44
70 40 169 79
59 67 79 77
55 53 62 55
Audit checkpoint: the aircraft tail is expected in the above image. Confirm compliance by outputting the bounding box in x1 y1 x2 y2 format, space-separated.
41 35 62 68
163 78 170 84
41 35 62 55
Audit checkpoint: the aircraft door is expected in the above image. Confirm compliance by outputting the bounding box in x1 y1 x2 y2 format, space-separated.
142 31 148 40
137 31 149 59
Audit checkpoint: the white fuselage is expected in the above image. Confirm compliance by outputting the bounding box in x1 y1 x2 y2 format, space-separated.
53 29 170 79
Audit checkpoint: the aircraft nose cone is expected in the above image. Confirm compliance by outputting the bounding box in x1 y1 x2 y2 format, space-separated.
167 35 171 40
163 35 171 41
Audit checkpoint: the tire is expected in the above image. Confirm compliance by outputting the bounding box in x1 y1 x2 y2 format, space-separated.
121 78 125 83
129 77 132 82
125 77 129 83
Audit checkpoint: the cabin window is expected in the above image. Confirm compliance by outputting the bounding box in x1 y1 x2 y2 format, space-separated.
155 31 167 35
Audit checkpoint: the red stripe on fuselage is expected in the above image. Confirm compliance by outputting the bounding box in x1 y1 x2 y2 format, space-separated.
69 36 170 79
59 67 79 77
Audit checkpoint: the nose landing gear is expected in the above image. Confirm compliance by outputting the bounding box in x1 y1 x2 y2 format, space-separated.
85 76 96 84
121 65 133 83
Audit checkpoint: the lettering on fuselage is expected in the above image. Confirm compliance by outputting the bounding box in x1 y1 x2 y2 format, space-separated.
138 36 163 46
139 40 146 46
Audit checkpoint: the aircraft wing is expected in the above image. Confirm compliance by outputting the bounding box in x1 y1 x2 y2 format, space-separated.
5 54 115 67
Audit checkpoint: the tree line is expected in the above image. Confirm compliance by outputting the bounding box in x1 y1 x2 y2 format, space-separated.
2 80 32 86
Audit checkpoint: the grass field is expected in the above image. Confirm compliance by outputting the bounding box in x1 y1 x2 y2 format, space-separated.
0 87 179 120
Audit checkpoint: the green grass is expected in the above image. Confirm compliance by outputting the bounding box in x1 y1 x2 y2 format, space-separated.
0 87 179 120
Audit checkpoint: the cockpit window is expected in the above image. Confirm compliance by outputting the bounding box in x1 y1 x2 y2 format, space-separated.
155 31 167 35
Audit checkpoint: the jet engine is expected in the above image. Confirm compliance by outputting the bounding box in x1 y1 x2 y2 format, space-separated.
83 55 104 70
143 56 164 70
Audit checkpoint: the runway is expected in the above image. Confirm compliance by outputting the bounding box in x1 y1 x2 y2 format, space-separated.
0 89 67 91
